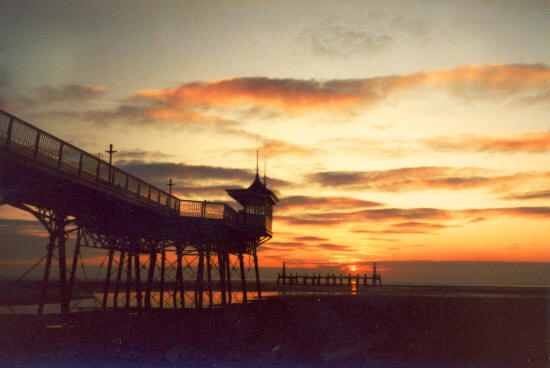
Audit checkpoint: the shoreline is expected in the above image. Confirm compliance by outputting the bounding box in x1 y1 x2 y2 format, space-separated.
1 281 549 306
0 292 548 367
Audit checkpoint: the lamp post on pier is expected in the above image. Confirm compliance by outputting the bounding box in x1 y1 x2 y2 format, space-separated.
105 144 117 183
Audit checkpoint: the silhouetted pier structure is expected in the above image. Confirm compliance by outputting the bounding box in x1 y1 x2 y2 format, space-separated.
0 109 278 314
277 262 382 287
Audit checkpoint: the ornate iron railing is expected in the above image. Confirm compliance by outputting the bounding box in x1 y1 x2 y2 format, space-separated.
0 109 237 223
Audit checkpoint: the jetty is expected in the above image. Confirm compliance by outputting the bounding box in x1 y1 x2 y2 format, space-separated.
276 262 382 287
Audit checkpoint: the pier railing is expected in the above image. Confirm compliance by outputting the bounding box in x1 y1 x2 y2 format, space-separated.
0 109 237 223
277 272 382 287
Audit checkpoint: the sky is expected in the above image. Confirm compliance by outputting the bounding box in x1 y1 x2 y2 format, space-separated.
1 0 550 284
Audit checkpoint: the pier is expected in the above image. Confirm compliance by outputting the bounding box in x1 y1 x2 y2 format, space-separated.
276 262 382 287
0 109 278 314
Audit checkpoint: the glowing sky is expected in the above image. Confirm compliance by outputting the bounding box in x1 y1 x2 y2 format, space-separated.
1 1 550 282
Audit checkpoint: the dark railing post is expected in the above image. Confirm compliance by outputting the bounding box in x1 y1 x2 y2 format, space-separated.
5 117 14 150
33 131 41 159
77 152 83 176
57 143 64 168
95 159 100 183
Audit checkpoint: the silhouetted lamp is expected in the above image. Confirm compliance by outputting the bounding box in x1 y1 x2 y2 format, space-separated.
226 172 278 237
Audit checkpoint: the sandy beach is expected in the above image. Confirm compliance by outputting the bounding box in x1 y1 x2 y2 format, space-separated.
0 284 548 367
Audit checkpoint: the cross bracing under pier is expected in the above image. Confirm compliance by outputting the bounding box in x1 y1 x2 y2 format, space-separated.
0 109 277 314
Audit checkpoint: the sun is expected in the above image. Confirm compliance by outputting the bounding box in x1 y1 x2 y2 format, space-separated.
349 265 357 272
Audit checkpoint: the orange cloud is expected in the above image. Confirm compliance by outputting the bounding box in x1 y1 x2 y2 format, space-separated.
241 139 315 157
136 77 362 113
130 64 550 119
278 195 383 212
308 166 541 192
278 206 550 227
424 132 550 153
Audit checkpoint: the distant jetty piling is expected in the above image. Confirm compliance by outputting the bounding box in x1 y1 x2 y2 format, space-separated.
276 262 382 287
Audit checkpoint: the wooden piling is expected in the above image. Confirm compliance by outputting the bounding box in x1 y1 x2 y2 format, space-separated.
159 249 165 309
238 252 247 304
144 249 157 310
102 247 114 310
113 250 125 308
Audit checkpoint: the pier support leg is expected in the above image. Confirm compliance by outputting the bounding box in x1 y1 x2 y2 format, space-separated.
38 233 56 315
159 249 165 309
125 249 132 309
217 251 226 307
113 250 125 308
174 247 181 309
68 229 81 303
102 247 115 310
225 253 232 305
196 249 204 309
134 251 142 312
57 216 69 315
177 246 185 310
145 249 157 310
238 252 247 304
253 248 261 300
206 249 213 308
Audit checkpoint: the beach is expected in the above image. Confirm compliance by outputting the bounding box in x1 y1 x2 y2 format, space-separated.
0 284 548 367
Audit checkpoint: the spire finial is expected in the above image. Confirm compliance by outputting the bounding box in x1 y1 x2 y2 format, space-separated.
256 150 259 175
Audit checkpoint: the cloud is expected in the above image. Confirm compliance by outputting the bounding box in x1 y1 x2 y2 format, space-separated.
278 195 383 212
114 149 177 162
297 24 393 58
424 132 550 153
353 221 449 235
317 243 356 252
307 166 545 192
500 190 550 201
0 84 107 111
6 64 549 128
117 160 253 183
278 207 451 226
33 84 108 103
0 219 48 238
135 77 364 114
462 206 550 219
129 63 550 120
293 236 330 242
320 137 416 159
240 139 315 157
113 160 291 200
278 206 550 227
390 16 431 42
260 241 304 251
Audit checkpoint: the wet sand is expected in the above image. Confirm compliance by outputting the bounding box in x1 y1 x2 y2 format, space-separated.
0 285 548 367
